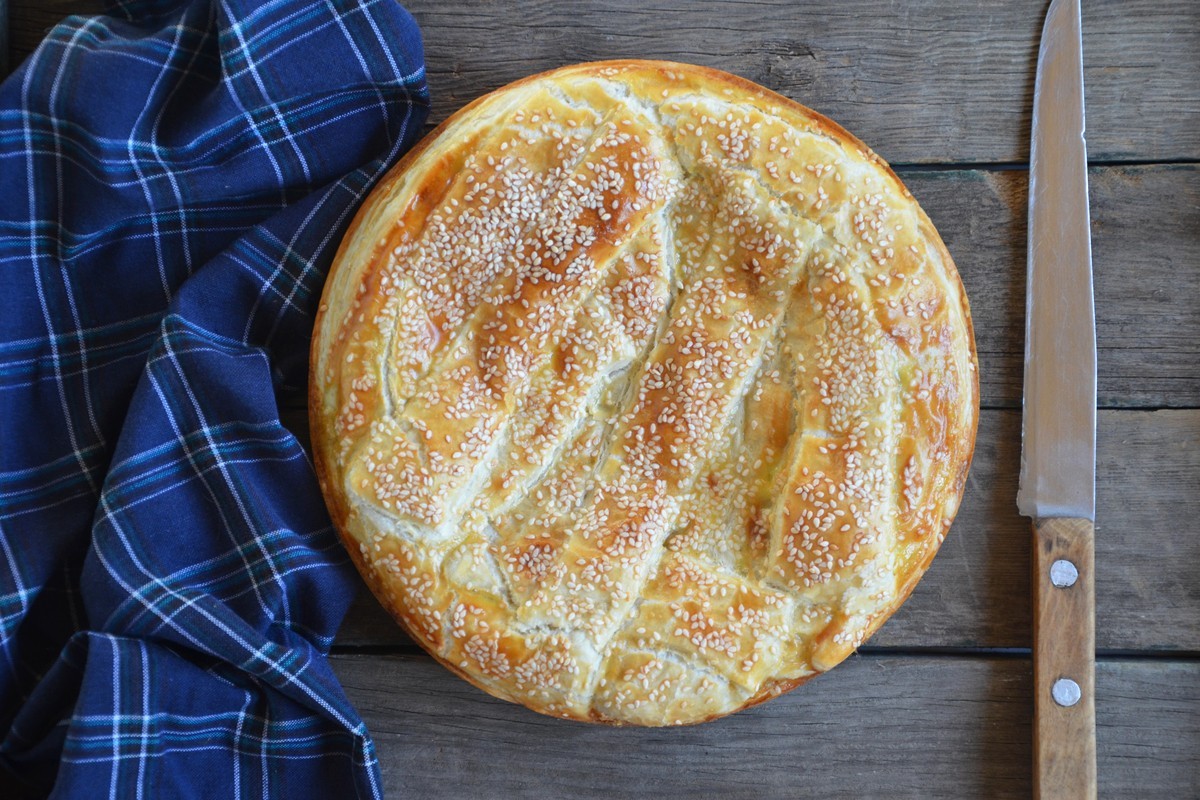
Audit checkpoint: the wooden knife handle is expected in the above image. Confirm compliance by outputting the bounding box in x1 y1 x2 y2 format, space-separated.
1033 517 1097 800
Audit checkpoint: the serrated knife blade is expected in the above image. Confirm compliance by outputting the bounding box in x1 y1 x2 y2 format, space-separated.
1020 1 1098 798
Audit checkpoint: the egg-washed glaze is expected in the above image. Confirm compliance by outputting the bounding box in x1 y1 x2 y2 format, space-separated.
311 60 978 726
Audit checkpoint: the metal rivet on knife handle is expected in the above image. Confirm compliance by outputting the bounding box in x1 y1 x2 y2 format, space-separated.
1050 559 1079 588
1052 678 1082 708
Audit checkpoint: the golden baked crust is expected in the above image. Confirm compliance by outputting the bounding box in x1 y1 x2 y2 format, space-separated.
311 60 978 726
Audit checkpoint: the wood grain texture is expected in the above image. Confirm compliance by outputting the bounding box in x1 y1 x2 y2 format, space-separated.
8 16 1199 406
276 164 1200 410
1096 660 1200 796
7 2 1199 164
1033 518 1097 800
1085 165 1200 409
911 165 1200 410
331 653 1200 799
279 165 1200 654
3 0 1196 794
397 0 1200 165
296 408 1199 652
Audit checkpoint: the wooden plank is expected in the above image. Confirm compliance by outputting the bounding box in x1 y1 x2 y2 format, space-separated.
9 14 1200 407
877 408 1200 653
1085 165 1200 409
280 162 1200 408
878 408 1029 649
330 653 1199 799
1091 410 1200 653
397 0 1200 164
286 164 1200 409
1097 660 1200 797
8 2 1199 164
275 160 1200 653
323 409 1200 652
906 165 1200 409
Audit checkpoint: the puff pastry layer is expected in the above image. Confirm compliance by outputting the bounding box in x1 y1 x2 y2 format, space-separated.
311 60 978 725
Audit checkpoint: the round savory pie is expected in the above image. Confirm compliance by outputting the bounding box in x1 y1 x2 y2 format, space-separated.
311 60 978 725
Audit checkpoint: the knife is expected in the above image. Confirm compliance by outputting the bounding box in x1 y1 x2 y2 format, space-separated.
1017 0 1097 797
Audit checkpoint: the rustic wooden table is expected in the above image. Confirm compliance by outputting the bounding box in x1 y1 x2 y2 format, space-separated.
9 1 1199 797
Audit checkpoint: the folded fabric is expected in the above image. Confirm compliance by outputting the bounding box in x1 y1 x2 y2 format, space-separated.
0 1 428 796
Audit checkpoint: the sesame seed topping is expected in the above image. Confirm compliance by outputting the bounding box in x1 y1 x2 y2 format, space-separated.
320 66 976 726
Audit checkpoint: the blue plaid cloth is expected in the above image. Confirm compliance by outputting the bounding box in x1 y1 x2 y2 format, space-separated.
0 0 428 796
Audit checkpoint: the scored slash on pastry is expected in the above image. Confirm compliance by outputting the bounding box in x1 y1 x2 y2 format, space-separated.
310 60 978 726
